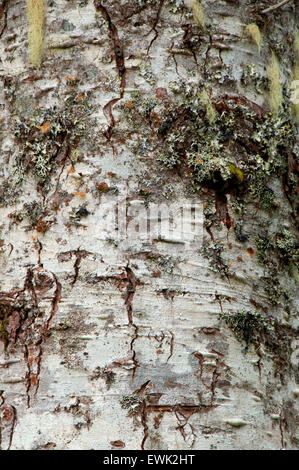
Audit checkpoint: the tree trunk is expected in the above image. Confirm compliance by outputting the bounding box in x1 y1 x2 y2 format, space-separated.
0 0 298 450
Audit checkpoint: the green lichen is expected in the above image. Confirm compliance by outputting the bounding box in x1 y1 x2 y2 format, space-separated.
219 310 296 376
254 229 298 309
255 228 298 269
121 86 296 210
241 63 269 94
138 62 156 86
267 51 283 115
263 275 290 307
245 23 262 54
14 93 90 190
201 242 229 278
120 394 143 415
0 181 21 208
219 310 270 349
9 201 43 229
184 0 205 29
69 205 90 224
293 29 299 123
119 73 298 300
90 366 116 389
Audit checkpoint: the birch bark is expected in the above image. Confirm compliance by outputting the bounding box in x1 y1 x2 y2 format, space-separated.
0 0 298 450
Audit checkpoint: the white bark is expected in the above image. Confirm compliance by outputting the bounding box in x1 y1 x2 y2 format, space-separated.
0 0 298 450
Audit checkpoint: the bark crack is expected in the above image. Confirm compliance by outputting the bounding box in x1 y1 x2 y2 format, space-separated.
0 0 8 39
71 249 91 286
0 392 17 450
146 0 165 54
124 265 140 379
94 1 126 141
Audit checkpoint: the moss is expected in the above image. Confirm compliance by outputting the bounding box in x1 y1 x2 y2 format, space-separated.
26 0 45 67
249 174 275 210
245 23 262 53
228 164 243 183
267 51 283 115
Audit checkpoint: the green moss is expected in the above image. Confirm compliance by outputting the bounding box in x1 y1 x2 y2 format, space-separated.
229 164 244 183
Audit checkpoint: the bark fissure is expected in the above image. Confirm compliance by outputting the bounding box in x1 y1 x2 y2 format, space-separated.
124 266 141 379
94 1 127 141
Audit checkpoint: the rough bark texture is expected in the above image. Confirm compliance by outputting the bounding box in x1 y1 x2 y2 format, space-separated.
0 0 298 450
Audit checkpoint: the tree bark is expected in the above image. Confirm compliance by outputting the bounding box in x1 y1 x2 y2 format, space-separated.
0 0 298 450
